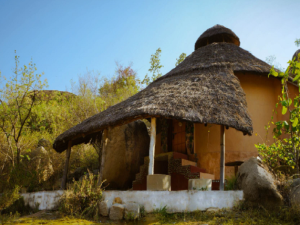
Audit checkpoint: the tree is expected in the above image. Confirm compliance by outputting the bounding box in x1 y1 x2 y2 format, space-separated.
0 51 48 166
99 63 140 108
265 55 285 72
142 48 163 85
256 51 300 176
175 53 187 66
295 39 300 47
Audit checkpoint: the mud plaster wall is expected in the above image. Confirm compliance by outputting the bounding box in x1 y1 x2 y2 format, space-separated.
194 73 299 179
20 190 243 212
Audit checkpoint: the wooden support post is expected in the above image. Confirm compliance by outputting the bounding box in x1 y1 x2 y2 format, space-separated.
220 125 225 191
61 140 72 190
98 129 108 186
148 118 156 175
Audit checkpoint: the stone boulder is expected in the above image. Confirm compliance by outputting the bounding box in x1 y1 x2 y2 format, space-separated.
124 202 140 219
30 146 54 182
37 138 51 148
289 178 300 207
237 157 283 208
101 120 150 190
109 204 124 220
98 201 109 216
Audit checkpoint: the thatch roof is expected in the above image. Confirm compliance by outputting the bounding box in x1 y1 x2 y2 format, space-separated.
195 24 240 50
293 49 300 61
53 25 272 153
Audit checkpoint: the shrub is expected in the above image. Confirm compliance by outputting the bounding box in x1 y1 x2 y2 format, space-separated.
0 186 20 212
225 176 238 190
58 170 103 219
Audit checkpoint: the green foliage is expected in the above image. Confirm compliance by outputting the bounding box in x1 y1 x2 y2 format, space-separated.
295 39 300 47
153 205 170 224
175 53 187 66
0 51 48 166
142 48 163 85
225 176 238 190
0 186 20 212
59 170 103 219
99 63 140 108
256 51 300 176
140 205 146 217
265 55 285 72
2 196 39 216
3 164 40 192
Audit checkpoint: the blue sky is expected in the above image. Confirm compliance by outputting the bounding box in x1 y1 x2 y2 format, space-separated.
0 0 299 92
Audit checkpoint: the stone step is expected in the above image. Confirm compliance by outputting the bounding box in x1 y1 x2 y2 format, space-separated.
181 158 197 167
199 172 215 180
172 152 188 160
189 165 207 173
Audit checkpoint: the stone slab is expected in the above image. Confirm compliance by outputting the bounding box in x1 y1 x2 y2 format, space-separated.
147 174 171 191
188 179 212 191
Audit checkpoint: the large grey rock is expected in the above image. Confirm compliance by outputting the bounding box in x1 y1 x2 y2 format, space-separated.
124 202 140 219
289 178 300 207
109 204 124 220
98 201 109 216
237 157 283 208
30 146 54 182
37 138 51 148
100 120 150 190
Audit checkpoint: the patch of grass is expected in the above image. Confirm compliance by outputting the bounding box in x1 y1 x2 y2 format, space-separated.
140 205 146 218
151 201 300 225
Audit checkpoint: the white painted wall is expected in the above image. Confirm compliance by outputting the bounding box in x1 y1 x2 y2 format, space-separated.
103 190 243 213
21 191 64 210
20 190 243 212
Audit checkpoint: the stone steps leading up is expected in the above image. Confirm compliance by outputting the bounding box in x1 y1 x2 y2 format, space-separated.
132 152 214 190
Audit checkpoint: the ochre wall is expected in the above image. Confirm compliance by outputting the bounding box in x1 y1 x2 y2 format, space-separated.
194 72 299 179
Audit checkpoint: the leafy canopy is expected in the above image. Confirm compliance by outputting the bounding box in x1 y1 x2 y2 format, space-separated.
256 51 300 176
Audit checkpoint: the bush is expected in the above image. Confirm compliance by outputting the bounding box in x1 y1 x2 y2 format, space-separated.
58 170 103 219
225 176 238 190
0 186 20 212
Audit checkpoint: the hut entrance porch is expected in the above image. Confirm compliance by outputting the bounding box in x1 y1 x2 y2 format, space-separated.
171 120 187 154
131 152 214 191
157 118 195 157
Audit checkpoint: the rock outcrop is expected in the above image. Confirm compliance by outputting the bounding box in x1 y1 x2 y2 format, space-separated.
30 146 54 182
124 202 140 219
101 120 150 190
109 204 124 220
289 178 300 207
98 201 109 216
237 157 283 208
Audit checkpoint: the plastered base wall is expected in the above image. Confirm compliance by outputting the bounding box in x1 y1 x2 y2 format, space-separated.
21 191 64 210
20 190 243 212
104 191 243 213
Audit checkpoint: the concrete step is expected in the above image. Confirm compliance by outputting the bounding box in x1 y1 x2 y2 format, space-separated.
199 172 215 180
181 158 197 167
189 165 207 173
172 152 188 160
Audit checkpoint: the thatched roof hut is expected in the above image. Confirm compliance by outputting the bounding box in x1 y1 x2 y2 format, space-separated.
195 24 240 49
293 49 300 61
53 25 273 153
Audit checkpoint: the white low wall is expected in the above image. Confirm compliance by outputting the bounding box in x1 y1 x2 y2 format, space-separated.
20 190 243 212
21 190 64 210
103 191 243 213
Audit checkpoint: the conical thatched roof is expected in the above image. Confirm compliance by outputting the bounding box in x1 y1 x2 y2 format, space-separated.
53 25 272 153
195 24 240 50
293 49 300 61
